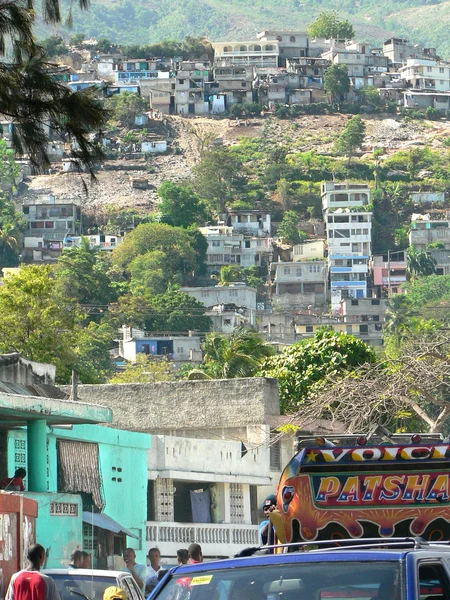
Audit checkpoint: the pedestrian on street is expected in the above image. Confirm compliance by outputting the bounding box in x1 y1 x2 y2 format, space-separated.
123 548 147 594
188 543 203 564
176 549 189 565
6 544 60 600
68 550 83 569
259 494 277 546
145 548 162 595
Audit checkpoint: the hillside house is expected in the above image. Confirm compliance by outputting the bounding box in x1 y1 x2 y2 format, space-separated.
399 58 450 92
213 41 280 68
409 214 450 250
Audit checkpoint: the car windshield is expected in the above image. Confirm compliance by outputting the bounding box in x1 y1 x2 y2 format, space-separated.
47 574 119 600
153 561 402 600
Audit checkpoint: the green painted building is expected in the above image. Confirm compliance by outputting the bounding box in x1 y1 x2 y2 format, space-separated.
3 392 150 568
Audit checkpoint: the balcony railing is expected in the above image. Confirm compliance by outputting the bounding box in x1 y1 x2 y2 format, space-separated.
146 521 259 557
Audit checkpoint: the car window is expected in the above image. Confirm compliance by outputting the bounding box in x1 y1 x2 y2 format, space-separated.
121 576 143 600
153 561 402 600
46 574 119 600
419 563 450 600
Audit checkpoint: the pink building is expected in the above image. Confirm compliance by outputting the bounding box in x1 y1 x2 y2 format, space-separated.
372 251 407 296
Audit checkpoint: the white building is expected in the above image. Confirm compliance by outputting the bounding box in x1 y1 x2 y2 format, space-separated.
180 284 257 327
212 40 280 68
141 140 167 154
199 225 273 272
399 58 450 91
321 181 370 212
119 328 202 363
273 260 327 304
292 240 325 261
63 234 122 251
223 210 272 237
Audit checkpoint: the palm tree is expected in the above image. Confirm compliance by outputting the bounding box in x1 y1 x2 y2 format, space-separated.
0 0 107 173
384 294 416 343
0 222 20 267
188 328 275 380
407 245 437 278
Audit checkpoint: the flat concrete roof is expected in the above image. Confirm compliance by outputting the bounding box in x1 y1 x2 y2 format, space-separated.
0 392 112 427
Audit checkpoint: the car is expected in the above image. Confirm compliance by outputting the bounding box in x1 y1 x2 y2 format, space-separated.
148 537 450 600
42 569 145 600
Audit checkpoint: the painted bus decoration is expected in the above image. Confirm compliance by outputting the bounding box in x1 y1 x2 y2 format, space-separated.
273 432 450 543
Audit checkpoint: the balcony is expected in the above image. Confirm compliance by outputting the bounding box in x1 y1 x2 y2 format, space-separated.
146 521 259 558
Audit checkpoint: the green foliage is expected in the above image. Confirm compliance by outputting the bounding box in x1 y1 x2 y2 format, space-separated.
105 92 149 127
53 239 116 305
188 328 275 379
70 32 86 45
229 104 244 118
112 222 201 280
41 35 68 57
121 36 209 60
259 329 376 413
128 250 175 297
324 64 350 103
146 288 212 333
242 102 262 116
406 274 450 311
0 265 112 383
407 245 437 277
307 11 355 40
357 86 382 108
277 210 301 245
191 147 247 214
335 115 365 161
109 354 176 383
158 182 209 228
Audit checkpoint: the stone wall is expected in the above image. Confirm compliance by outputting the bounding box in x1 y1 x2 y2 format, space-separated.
61 377 280 433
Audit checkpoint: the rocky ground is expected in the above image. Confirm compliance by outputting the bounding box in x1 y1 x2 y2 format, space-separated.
16 113 450 217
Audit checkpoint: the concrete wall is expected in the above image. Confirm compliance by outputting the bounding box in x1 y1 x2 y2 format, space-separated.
63 378 280 433
0 354 56 385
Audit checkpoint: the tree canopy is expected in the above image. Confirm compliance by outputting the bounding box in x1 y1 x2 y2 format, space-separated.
158 182 209 228
260 329 376 413
0 0 108 171
335 115 366 162
307 11 355 40
106 92 149 127
324 64 350 104
277 211 301 245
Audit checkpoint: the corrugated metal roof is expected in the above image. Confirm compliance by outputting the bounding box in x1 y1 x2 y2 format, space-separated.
0 381 67 399
82 512 139 539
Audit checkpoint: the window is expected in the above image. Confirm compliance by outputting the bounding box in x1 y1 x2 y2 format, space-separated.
306 325 314 333
245 240 251 248
427 66 432 72
201 290 210 297
296 268 302 276
276 36 282 41
270 438 281 470
176 347 183 354
45 221 54 228
23 206 29 215
371 298 380 305
229 289 238 297
418 562 450 600
359 324 369 334
224 318 231 325
290 36 296 42
241 82 247 87
212 240 220 247
31 221 45 229
440 67 444 73
351 299 359 306
284 267 291 274
178 79 185 84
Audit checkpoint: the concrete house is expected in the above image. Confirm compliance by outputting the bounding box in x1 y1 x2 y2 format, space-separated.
399 58 450 92
409 213 450 250
119 328 203 363
213 66 254 106
372 251 407 296
174 62 213 115
213 41 280 68
383 38 437 67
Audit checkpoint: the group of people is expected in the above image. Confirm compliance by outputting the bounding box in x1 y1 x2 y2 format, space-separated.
123 544 203 596
68 550 91 569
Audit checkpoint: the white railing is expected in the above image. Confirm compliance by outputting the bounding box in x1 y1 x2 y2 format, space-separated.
146 522 259 557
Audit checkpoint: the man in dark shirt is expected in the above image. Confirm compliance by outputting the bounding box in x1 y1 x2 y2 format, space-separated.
0 468 26 491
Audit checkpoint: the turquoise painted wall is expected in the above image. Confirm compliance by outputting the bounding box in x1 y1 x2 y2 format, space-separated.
8 425 150 566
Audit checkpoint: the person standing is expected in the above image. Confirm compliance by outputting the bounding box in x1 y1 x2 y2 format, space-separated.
0 468 26 491
6 544 60 600
68 550 83 569
259 494 277 546
187 544 203 564
81 552 91 569
144 548 162 595
176 549 189 565
123 548 147 594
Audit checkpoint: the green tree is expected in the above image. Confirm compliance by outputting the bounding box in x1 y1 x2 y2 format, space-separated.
0 0 107 172
75 321 114 383
70 33 86 46
41 35 68 57
357 86 382 108
260 329 375 413
112 222 200 280
384 294 417 343
106 92 149 127
128 250 175 297
158 182 209 228
324 64 350 104
188 328 275 379
307 11 355 40
277 211 300 245
335 115 365 163
53 238 116 305
192 148 246 213
407 245 437 278
109 354 176 383
146 288 212 333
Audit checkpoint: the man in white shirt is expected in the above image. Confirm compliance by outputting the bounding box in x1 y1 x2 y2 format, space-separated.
145 548 161 595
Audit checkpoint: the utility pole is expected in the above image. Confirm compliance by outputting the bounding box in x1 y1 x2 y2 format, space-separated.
387 249 391 298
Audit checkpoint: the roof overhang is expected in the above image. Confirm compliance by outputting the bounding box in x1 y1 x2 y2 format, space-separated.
0 392 112 428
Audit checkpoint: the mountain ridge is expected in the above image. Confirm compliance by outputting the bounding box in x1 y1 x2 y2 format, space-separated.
36 0 450 58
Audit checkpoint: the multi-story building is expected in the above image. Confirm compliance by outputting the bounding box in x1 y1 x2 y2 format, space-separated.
255 70 288 107
213 40 280 68
272 260 327 306
382 38 437 67
223 210 272 237
180 284 257 326
286 57 331 89
292 240 325 261
322 182 372 312
409 214 450 250
256 31 309 62
372 251 407 296
399 58 450 92
140 76 175 114
213 66 254 106
321 181 370 212
174 62 213 115
21 196 82 263
119 328 203 363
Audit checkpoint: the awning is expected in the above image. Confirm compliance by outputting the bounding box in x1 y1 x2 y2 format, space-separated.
82 511 139 539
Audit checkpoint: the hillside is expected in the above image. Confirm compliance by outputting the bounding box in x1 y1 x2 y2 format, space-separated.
37 0 450 58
